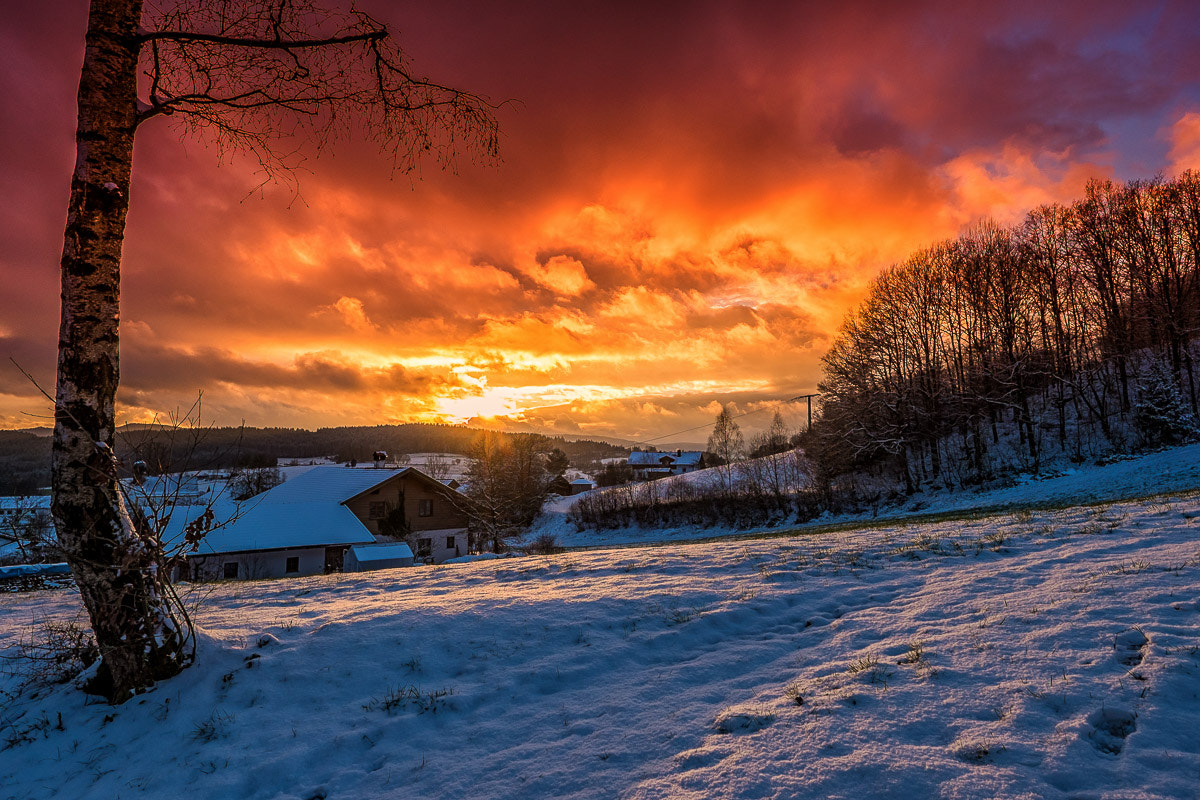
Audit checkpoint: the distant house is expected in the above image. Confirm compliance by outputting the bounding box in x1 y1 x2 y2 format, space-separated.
170 465 472 581
0 495 52 522
0 496 54 560
569 478 595 495
627 450 706 479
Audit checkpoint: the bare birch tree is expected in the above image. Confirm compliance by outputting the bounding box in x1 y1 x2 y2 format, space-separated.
54 0 500 702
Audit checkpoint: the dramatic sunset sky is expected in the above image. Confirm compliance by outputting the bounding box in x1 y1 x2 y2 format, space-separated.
2 1 1199 442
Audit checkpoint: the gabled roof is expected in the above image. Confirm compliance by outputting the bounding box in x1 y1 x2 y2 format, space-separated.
340 466 463 505
166 465 472 556
167 466 405 556
268 466 409 505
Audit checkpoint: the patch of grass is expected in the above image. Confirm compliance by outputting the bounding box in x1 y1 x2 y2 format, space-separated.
897 640 925 665
955 741 1004 763
1111 559 1151 575
733 585 759 602
847 655 878 673
192 710 234 743
665 606 702 626
1 711 56 751
363 684 455 715
847 654 893 685
976 531 1007 553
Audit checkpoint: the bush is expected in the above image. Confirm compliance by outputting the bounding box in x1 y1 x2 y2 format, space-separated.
2 615 99 689
526 533 564 554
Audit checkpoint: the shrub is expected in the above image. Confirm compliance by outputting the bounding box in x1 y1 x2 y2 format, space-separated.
526 533 564 555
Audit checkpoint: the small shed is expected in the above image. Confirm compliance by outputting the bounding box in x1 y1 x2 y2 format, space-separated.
344 542 415 572
569 478 596 495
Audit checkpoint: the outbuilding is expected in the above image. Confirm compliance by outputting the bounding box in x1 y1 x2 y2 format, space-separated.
344 542 415 572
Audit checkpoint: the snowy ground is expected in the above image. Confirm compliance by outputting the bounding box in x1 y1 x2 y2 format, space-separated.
535 443 1200 549
2 488 1199 798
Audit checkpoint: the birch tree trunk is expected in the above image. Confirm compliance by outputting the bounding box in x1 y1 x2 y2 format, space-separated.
48 0 498 703
52 0 188 703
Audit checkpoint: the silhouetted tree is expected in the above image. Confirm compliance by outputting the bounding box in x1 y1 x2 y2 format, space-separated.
460 433 550 552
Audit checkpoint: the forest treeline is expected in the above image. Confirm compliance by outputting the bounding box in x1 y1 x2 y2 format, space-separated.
0 423 626 495
814 173 1200 494
572 173 1200 533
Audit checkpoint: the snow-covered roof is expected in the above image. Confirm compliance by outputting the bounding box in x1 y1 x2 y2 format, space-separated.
0 562 70 578
627 451 703 467
180 503 372 556
263 466 407 504
169 466 406 556
348 542 414 562
570 478 595 485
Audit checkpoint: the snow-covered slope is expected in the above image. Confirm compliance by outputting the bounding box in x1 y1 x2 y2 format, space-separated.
2 489 1199 799
534 442 1200 548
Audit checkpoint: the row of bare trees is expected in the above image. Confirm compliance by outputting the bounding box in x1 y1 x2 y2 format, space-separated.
569 449 821 530
817 173 1200 493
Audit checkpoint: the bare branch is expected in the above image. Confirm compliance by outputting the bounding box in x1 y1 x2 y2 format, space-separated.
137 0 503 182
140 29 385 49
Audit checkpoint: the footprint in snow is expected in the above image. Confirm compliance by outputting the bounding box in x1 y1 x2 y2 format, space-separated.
1086 707 1137 755
1113 627 1148 667
713 706 774 734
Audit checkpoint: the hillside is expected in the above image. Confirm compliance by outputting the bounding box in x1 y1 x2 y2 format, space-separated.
536 442 1200 548
1 453 1199 798
0 424 628 495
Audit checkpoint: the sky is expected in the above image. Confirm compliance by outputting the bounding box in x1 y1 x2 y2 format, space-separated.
1 0 1199 443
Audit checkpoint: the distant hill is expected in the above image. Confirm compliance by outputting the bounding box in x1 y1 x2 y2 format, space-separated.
0 423 630 495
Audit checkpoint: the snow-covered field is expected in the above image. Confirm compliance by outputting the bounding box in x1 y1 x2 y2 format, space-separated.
2 485 1200 797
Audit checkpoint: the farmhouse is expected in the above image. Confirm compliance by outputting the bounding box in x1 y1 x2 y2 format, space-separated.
173 465 471 581
627 449 705 479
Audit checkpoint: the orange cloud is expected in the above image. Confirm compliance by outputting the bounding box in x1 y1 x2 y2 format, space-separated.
1167 112 1200 174
2 2 1199 438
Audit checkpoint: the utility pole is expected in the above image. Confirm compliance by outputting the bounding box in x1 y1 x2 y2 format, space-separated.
790 393 819 430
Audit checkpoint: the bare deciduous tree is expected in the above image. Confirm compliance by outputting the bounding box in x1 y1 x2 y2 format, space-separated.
457 433 549 553
53 0 500 702
815 171 1200 496
228 466 285 500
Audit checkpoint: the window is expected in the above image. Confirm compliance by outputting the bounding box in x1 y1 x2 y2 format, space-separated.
445 536 455 549
368 501 388 519
416 537 432 557
418 499 433 517
285 557 300 574
223 562 239 579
